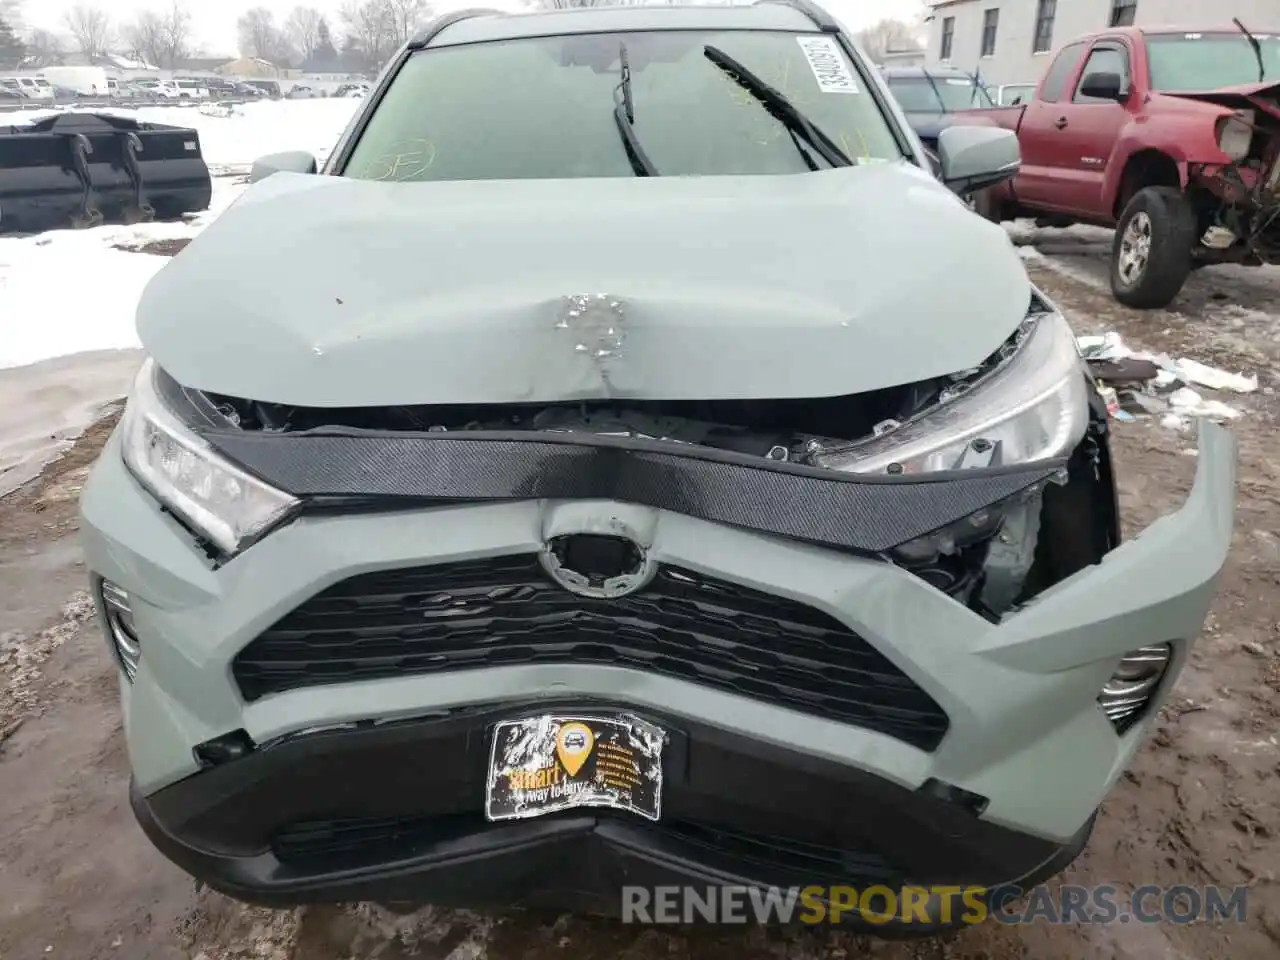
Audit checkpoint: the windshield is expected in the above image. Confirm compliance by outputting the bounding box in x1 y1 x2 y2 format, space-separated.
885 75 994 113
1146 32 1280 91
342 29 903 180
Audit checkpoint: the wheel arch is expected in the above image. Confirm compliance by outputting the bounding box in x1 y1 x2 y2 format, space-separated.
1109 149 1184 220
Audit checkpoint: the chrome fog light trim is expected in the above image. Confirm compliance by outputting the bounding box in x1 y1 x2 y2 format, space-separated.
99 579 141 682
1099 643 1173 731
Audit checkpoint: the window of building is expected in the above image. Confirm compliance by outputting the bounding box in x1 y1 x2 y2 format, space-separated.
1039 40 1086 102
940 17 955 60
1033 0 1057 53
981 9 1000 57
1110 0 1138 27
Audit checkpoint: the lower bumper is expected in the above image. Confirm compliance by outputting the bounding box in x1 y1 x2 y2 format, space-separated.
129 706 1094 930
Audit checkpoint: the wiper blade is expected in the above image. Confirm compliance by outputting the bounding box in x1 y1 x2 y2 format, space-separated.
1233 18 1266 82
613 43 658 176
703 44 852 168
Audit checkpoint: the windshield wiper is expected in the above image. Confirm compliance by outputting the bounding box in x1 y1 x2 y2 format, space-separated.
1233 18 1266 82
613 43 658 176
703 45 852 168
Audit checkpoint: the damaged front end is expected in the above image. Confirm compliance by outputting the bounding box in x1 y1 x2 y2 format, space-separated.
1179 85 1280 263
121 291 1117 624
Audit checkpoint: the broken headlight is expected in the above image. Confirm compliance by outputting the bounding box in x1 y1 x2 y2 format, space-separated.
1216 112 1253 162
815 307 1088 475
120 358 299 555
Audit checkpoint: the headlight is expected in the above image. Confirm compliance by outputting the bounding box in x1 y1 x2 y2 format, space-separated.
816 307 1089 475
120 359 299 555
1216 112 1253 161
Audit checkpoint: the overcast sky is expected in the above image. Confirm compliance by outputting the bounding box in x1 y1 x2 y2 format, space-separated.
23 0 927 59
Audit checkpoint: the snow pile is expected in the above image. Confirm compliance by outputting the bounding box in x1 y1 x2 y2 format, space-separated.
1077 332 1258 430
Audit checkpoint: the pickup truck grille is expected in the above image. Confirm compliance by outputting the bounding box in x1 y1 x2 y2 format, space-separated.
232 555 949 750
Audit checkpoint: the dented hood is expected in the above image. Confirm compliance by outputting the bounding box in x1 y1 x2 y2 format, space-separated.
1163 78 1280 109
137 162 1031 406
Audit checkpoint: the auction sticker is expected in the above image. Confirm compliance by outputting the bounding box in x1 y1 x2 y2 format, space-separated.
485 714 666 822
796 36 859 94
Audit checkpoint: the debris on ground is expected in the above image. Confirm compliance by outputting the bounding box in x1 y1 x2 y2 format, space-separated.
0 591 95 730
1076 332 1256 429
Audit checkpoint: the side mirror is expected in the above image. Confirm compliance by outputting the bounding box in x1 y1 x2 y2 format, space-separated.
249 150 318 183
1079 71 1126 101
935 126 1020 195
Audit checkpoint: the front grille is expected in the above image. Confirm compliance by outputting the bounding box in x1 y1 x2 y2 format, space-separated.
233 556 948 749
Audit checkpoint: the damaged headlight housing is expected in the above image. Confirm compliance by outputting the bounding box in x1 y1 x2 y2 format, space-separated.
815 306 1089 475
1216 112 1253 162
120 359 299 556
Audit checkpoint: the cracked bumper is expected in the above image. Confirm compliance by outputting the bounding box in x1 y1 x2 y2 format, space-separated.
81 420 1235 907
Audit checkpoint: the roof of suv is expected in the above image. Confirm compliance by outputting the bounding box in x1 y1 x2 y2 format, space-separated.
420 2 826 48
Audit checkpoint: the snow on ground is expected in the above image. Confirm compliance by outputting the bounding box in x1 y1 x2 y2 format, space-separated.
0 177 246 370
0 100 359 372
0 99 360 490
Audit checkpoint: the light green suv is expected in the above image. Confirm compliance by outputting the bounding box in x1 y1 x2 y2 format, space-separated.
79 0 1235 931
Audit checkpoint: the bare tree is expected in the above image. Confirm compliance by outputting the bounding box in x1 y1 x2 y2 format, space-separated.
383 0 432 47
237 6 293 63
64 3 112 57
340 0 393 69
0 14 22 67
854 18 923 61
24 26 62 65
159 0 191 67
118 4 189 68
285 5 323 60
0 0 22 30
121 9 164 66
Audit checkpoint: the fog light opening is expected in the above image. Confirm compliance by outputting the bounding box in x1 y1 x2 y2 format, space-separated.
99 579 141 682
1099 643 1173 732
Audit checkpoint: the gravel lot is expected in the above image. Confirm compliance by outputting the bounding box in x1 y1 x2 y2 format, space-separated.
1 241 1278 960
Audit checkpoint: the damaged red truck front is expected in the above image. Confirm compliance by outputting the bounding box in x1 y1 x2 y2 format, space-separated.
958 25 1280 309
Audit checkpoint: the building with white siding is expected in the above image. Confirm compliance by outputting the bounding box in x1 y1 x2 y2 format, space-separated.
924 0 1278 86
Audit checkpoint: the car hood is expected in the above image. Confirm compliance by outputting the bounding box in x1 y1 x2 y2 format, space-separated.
137 162 1031 406
1162 78 1280 109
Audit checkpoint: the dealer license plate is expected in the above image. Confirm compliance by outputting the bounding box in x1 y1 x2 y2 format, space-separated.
485 714 666 822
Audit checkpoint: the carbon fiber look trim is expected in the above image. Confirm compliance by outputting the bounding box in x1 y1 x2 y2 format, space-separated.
205 430 1062 553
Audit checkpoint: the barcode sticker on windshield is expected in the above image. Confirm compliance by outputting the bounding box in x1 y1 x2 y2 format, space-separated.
796 36 859 94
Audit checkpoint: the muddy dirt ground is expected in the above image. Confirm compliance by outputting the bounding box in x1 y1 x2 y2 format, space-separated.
1 248 1278 960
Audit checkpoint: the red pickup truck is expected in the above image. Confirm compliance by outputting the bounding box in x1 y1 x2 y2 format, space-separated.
958 25 1280 309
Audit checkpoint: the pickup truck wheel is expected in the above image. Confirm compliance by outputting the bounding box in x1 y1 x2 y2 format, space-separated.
1110 187 1196 309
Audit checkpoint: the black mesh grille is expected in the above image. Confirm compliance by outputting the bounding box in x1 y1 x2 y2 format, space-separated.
232 556 948 750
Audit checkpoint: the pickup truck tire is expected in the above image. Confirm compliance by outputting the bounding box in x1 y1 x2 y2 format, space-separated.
1110 187 1196 309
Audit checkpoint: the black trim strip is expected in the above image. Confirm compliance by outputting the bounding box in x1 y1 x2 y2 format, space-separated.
204 428 1061 553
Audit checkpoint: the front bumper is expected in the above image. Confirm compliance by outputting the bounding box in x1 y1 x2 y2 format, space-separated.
129 705 1095 925
81 420 1235 909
